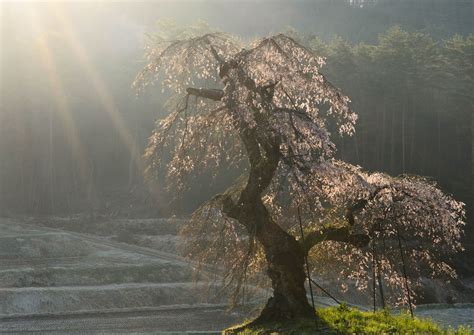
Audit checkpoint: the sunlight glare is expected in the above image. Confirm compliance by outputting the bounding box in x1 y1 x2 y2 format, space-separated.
29 6 90 184
49 3 143 173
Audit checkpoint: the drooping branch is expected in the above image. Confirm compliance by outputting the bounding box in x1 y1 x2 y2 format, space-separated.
344 185 391 227
186 87 224 101
302 226 370 253
345 199 368 226
300 186 384 253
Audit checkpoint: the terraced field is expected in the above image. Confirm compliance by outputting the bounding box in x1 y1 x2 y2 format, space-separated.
0 218 251 333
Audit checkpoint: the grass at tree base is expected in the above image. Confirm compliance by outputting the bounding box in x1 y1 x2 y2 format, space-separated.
224 304 473 334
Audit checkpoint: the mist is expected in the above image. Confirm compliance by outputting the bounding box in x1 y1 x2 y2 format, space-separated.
0 1 473 333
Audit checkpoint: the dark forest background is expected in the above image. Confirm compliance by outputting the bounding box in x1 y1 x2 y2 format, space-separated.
1 0 472 274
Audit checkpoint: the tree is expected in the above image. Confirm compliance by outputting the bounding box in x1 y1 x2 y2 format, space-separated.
134 33 465 323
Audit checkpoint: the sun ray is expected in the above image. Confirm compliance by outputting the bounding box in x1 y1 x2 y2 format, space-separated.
49 3 143 174
29 7 90 185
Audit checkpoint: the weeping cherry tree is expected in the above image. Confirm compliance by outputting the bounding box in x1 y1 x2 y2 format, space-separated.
134 33 465 323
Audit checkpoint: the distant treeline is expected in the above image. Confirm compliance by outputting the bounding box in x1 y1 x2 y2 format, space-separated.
116 0 473 44
307 28 473 273
311 27 472 203
0 24 471 213
1 25 472 215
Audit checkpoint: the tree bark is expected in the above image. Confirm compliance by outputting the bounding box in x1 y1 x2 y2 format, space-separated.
186 87 224 101
206 67 314 319
223 181 315 322
220 113 314 322
257 223 314 322
185 81 364 322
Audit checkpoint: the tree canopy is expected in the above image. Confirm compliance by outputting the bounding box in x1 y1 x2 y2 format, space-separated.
135 31 466 321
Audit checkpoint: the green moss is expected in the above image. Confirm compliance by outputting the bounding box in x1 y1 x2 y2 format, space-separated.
224 304 473 334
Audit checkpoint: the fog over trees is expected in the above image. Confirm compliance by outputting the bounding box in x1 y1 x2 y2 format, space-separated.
0 0 472 279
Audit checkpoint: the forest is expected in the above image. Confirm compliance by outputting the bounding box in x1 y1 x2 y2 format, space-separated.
0 1 473 333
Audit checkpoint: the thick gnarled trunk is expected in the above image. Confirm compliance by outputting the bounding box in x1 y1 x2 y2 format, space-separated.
224 195 314 322
257 222 314 322
221 146 314 322
187 84 315 322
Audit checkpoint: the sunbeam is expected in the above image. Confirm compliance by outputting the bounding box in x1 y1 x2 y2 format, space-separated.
29 7 90 185
49 3 143 174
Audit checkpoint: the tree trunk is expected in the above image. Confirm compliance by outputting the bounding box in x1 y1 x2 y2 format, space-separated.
224 194 314 323
221 129 314 322
257 224 314 322
189 78 314 322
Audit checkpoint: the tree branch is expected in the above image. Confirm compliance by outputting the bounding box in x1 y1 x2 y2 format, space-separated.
186 87 224 101
302 226 369 253
345 199 368 226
